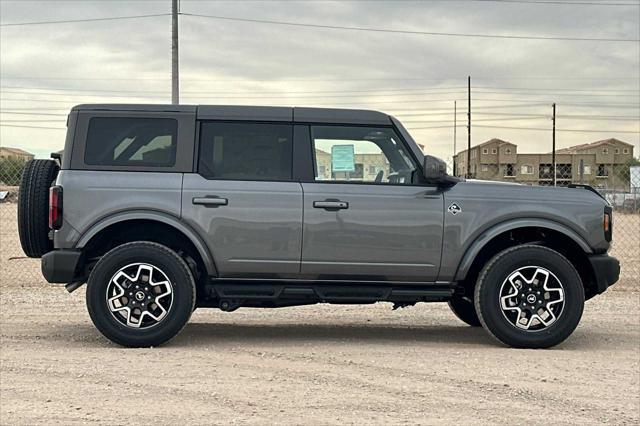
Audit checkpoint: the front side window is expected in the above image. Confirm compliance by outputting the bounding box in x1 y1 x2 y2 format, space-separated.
311 126 418 185
199 122 293 181
84 117 178 167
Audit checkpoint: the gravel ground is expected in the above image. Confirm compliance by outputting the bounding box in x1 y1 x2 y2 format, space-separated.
1 203 639 424
1 277 639 425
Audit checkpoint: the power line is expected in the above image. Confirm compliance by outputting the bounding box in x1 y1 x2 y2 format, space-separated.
180 12 640 42
3 85 638 96
475 124 639 133
0 85 469 95
0 13 171 27
190 0 639 4
0 124 65 130
1 76 637 82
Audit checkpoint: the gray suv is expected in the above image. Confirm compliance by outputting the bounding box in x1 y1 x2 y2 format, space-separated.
18 104 620 348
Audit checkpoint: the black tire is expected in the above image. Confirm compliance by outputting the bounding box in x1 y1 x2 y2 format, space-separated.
86 241 196 347
448 296 481 327
17 159 59 258
474 245 584 349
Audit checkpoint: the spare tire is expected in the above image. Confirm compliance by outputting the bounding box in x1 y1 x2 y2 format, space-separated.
18 159 59 258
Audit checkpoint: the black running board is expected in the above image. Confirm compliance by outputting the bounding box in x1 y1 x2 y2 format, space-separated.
202 279 455 310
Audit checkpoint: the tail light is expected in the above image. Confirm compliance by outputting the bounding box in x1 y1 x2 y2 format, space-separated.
49 186 63 230
603 206 612 242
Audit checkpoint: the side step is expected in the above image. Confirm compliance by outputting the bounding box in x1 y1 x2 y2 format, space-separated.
202 280 455 310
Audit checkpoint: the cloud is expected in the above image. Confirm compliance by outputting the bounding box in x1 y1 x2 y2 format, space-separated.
1 0 638 160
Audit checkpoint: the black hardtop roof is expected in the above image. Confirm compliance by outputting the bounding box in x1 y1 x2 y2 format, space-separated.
71 104 392 125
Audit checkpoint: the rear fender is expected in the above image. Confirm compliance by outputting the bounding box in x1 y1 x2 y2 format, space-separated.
75 210 217 276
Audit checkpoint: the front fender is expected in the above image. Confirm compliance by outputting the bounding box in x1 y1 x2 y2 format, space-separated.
453 218 592 281
75 210 217 276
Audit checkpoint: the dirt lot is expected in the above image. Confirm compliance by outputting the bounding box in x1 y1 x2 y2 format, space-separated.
1 204 639 425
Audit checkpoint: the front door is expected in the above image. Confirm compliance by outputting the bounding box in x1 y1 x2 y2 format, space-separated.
301 125 444 281
182 121 302 278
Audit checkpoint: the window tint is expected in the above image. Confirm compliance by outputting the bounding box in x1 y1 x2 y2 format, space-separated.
311 126 418 185
199 122 293 181
84 118 177 167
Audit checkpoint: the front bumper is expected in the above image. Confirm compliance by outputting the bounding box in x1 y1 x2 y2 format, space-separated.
41 250 82 283
588 254 620 295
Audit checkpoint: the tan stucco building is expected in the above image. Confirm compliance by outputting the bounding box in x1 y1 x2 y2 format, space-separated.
454 138 635 191
0 147 34 161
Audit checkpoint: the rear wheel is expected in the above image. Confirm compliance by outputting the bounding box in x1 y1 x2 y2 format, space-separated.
448 295 481 327
86 241 196 347
17 159 59 258
474 245 584 348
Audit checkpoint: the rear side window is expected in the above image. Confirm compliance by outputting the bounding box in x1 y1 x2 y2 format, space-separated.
199 122 293 181
84 117 178 167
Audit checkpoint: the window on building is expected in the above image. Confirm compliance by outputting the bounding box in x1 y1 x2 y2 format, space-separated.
521 164 534 175
602 148 609 154
504 163 515 177
539 163 553 180
597 164 608 177
505 148 512 155
481 164 488 172
557 164 572 179
492 148 497 154
84 117 178 167
198 122 293 181
482 148 489 154
615 148 620 154
311 126 417 184
623 148 630 154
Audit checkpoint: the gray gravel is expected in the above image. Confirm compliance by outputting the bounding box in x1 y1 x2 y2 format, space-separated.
1 276 639 425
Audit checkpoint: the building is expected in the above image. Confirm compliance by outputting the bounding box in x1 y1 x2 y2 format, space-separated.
453 138 635 191
315 148 389 180
0 147 35 161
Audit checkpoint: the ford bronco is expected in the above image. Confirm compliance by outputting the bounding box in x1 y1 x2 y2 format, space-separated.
18 104 620 348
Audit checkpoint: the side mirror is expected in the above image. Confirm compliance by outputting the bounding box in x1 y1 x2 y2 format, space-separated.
423 155 447 181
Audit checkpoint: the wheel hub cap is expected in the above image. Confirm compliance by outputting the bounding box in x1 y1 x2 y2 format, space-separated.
499 266 565 332
106 263 174 329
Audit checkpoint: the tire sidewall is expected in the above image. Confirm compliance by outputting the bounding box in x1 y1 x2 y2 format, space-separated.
86 242 195 347
476 246 584 348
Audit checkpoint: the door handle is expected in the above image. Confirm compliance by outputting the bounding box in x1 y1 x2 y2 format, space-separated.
313 200 349 210
193 197 228 207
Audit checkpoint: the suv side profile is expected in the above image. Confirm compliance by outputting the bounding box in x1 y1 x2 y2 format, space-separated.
18 104 620 348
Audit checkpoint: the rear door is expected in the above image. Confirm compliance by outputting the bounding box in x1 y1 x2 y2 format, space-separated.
181 121 303 278
300 125 444 282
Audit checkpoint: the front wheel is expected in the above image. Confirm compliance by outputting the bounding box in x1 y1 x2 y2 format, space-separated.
474 245 584 349
86 241 196 347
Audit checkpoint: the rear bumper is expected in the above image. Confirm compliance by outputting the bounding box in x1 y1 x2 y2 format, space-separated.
588 254 620 295
41 250 81 283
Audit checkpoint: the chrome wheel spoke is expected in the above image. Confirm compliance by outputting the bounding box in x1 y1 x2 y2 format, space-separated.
106 263 174 329
499 265 565 332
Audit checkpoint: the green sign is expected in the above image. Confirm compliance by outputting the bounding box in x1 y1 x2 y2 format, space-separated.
331 144 355 172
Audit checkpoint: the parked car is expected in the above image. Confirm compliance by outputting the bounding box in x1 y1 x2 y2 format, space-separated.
18 104 619 348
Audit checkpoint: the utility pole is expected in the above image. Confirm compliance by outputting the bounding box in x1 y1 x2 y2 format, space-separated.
171 0 179 104
453 100 457 176
467 76 471 179
552 103 556 186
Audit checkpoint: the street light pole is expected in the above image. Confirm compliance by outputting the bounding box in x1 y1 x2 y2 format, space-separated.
467 76 471 179
453 100 457 176
171 0 179 104
552 103 556 186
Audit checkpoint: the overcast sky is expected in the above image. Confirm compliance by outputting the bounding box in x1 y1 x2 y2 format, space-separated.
1 0 639 162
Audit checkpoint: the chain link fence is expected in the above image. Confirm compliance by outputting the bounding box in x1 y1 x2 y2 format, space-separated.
1 154 638 288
